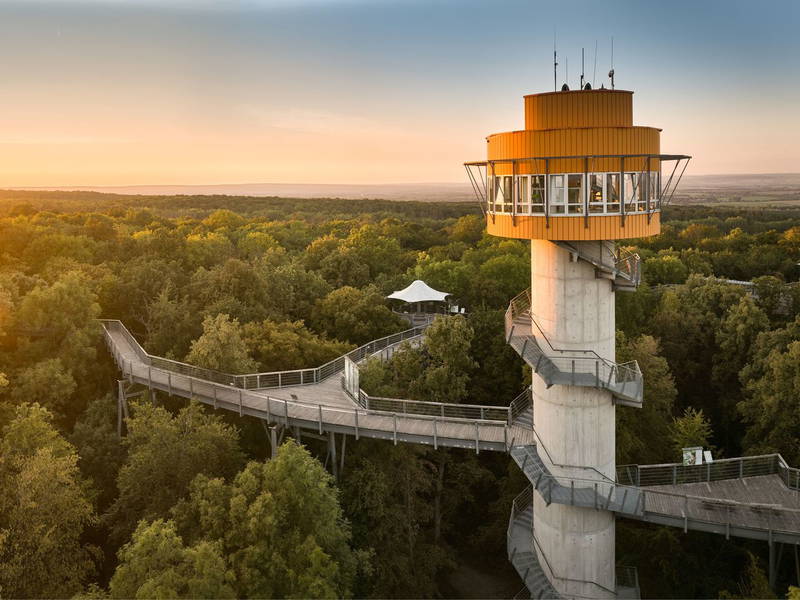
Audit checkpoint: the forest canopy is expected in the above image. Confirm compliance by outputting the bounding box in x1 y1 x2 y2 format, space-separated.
0 189 799 598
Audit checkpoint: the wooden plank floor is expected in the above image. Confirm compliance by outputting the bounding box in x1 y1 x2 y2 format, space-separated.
644 475 800 533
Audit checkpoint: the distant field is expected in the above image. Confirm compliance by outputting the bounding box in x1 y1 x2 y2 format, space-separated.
674 173 800 207
5 173 800 208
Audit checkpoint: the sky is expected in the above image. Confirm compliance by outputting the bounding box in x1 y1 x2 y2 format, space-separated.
0 0 798 186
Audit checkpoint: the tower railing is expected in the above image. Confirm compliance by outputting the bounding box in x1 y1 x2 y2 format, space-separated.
504 290 643 406
464 153 691 219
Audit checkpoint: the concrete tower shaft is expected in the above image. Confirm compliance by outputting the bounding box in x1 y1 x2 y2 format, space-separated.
531 239 617 598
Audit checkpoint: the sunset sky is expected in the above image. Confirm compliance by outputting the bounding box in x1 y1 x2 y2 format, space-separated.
1 0 798 187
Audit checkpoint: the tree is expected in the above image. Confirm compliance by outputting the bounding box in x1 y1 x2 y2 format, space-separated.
649 277 745 433
448 215 484 245
105 401 243 545
711 296 769 452
341 442 446 598
172 441 361 598
0 404 95 598
144 285 199 359
311 286 405 346
739 340 800 463
242 319 352 372
109 519 235 599
412 315 476 403
465 309 525 406
70 395 127 512
8 358 76 420
616 333 677 465
643 254 688 286
669 408 714 459
185 313 258 373
13 270 100 382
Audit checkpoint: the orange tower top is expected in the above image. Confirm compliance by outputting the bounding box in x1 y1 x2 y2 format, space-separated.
464 88 689 241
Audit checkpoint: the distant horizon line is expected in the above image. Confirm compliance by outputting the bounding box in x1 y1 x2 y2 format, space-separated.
5 171 800 192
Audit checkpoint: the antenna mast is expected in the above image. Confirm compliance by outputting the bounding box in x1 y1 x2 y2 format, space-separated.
580 48 585 90
592 40 598 88
553 30 558 91
608 36 615 90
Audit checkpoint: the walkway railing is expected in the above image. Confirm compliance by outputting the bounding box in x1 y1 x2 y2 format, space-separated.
341 344 535 427
517 456 800 545
352 391 511 422
617 454 800 490
101 320 521 453
505 290 643 406
99 319 427 390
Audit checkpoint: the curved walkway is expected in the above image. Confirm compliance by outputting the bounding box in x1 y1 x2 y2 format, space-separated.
101 320 535 453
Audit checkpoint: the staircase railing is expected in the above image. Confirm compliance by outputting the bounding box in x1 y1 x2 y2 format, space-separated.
554 241 641 287
509 387 533 424
504 291 643 405
614 247 641 286
508 486 630 599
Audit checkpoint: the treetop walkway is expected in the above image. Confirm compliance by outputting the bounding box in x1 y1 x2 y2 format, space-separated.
101 319 536 453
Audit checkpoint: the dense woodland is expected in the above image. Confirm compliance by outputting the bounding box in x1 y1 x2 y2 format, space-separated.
0 189 799 598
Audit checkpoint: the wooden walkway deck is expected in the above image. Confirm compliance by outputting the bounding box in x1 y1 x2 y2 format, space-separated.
103 322 535 453
631 475 800 543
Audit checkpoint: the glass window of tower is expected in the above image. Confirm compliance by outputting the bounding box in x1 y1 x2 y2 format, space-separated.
549 175 565 213
649 171 659 210
624 173 638 211
606 173 620 213
567 174 584 213
518 176 529 213
588 174 604 213
503 176 513 212
531 175 545 213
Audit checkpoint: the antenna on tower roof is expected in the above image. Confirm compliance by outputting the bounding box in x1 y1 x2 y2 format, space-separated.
565 56 568 89
580 48 585 90
608 36 615 90
592 40 598 88
553 29 558 92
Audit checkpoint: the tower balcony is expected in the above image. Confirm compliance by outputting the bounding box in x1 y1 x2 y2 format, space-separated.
465 153 690 241
504 290 643 407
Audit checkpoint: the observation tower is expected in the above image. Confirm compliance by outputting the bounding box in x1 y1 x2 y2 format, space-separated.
466 87 689 597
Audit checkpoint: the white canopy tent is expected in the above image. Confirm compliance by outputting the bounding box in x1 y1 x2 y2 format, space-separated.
387 280 450 304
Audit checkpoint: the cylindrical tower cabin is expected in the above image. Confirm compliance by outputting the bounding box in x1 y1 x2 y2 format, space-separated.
466 88 689 598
